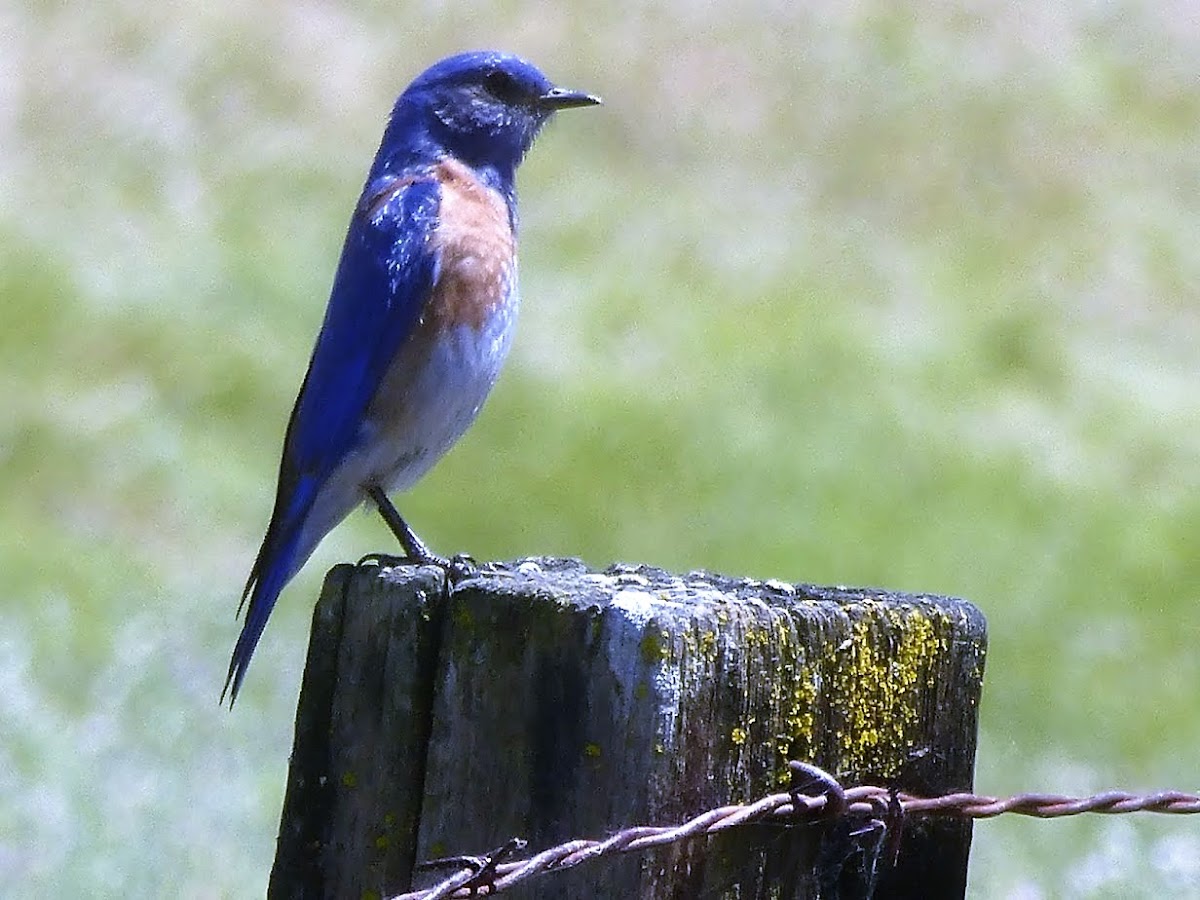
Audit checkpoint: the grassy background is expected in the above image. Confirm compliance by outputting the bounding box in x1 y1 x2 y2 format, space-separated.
3 1 1198 896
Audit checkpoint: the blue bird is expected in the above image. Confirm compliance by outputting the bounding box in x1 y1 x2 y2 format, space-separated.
224 51 599 703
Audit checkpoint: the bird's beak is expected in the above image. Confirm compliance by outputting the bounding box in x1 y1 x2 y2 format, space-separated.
539 86 602 110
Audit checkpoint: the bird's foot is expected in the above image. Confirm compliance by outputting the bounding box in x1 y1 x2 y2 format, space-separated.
358 550 477 584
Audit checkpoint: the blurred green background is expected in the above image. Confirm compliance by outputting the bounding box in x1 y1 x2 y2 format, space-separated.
3 1 1197 896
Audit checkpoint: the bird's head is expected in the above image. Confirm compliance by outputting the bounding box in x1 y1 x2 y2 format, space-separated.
376 51 600 190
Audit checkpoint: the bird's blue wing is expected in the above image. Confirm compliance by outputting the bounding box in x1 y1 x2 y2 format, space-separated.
224 174 442 703
285 175 441 473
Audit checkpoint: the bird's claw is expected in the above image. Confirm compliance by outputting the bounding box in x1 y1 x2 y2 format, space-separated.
446 553 477 583
358 552 406 568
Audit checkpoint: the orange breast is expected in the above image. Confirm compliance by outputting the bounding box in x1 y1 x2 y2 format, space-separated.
426 158 516 331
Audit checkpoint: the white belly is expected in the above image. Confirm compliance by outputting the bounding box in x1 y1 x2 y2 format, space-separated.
370 307 517 492
291 299 517 567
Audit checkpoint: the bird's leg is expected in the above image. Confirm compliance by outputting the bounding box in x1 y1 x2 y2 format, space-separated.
364 485 476 580
366 484 441 563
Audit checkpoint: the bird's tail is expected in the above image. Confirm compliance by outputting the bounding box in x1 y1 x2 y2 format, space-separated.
222 477 318 705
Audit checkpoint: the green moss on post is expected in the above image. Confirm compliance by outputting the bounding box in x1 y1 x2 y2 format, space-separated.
270 558 987 899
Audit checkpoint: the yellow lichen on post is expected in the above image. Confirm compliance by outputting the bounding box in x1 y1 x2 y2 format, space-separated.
828 603 953 778
773 661 821 782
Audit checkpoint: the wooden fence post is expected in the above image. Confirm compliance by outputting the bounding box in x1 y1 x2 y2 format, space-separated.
269 557 987 899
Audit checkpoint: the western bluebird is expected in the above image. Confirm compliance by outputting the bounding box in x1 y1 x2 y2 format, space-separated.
224 51 599 703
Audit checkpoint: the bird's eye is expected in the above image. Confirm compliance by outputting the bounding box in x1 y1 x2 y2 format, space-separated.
483 70 525 104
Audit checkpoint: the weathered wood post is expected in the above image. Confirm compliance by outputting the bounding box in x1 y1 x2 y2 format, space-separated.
270 557 987 899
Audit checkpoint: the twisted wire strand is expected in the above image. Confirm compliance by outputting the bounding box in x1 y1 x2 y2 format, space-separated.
391 762 1200 900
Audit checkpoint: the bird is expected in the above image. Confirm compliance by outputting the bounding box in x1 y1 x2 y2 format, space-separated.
223 51 600 704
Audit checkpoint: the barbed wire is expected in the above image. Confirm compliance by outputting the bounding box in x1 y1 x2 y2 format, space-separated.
389 760 1200 900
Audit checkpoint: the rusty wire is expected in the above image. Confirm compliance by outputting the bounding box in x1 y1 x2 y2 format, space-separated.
389 761 1200 900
